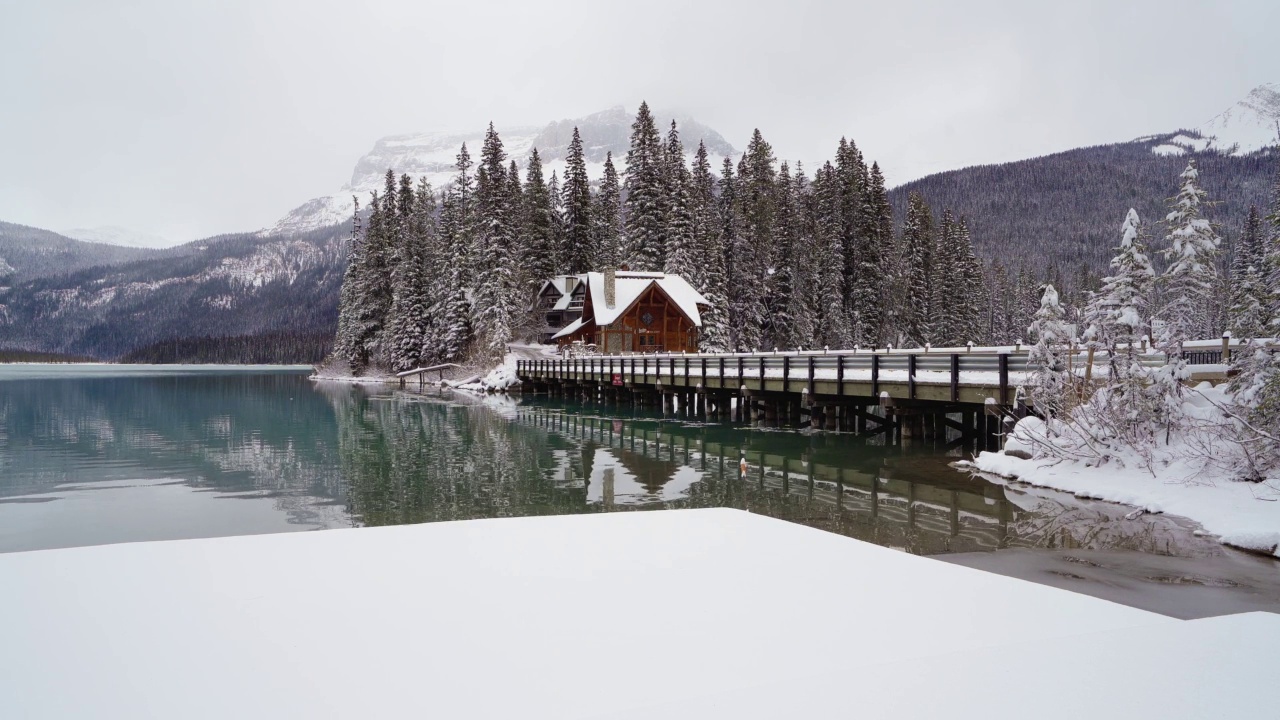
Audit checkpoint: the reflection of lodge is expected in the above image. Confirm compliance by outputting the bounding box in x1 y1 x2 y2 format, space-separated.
517 403 1022 555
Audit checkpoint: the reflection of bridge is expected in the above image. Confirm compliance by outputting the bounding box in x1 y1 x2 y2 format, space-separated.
517 340 1241 448
516 403 1023 554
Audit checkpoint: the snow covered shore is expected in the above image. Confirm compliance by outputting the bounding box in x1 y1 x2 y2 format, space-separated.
971 427 1280 559
2 509 1275 719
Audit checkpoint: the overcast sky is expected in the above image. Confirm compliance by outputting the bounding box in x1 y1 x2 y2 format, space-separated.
1 0 1276 245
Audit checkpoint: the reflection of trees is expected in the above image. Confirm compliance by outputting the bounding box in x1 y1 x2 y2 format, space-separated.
331 389 583 526
0 373 347 526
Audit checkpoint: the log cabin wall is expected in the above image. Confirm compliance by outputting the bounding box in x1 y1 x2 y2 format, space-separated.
566 284 699 354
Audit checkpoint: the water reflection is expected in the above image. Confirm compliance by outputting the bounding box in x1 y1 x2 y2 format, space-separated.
0 370 1247 562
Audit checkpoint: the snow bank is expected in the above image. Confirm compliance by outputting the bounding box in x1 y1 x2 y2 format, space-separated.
456 352 523 393
2 509 1203 719
974 432 1280 558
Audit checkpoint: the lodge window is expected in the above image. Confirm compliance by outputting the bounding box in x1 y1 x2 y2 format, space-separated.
639 334 658 347
546 313 562 326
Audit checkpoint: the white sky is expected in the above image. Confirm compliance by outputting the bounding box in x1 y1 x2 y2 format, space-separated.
1 0 1276 245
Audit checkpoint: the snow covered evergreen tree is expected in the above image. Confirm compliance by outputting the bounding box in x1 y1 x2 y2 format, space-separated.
811 162 852 348
835 139 867 344
333 196 365 372
901 192 935 347
1158 159 1222 358
1087 209 1160 448
592 152 623 269
688 141 730 351
472 124 519 361
765 162 801 349
522 147 558 286
387 173 431 372
437 188 472 362
662 121 697 280
561 127 594 273
857 162 893 344
622 102 666 270
1028 283 1072 422
1229 205 1267 339
729 130 777 351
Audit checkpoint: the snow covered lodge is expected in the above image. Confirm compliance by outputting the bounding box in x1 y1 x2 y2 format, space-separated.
535 269 710 354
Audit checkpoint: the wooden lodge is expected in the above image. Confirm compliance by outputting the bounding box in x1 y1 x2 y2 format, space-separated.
537 269 710 354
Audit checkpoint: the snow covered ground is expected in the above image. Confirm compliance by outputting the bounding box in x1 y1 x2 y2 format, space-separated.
974 449 1280 558
971 382 1280 559
1 508 1274 718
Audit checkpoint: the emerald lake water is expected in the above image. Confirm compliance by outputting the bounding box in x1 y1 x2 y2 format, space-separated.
2 365 1277 618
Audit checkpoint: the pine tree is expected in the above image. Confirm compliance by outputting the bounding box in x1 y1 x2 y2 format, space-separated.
622 102 666 270
766 161 800 349
811 162 851 348
662 121 697 279
1157 159 1222 362
730 131 777 351
387 173 431 372
472 124 518 361
561 127 594 272
901 193 935 346
437 185 472 362
547 170 565 266
953 216 986 344
592 152 623 269
689 141 730 351
411 178 442 364
1028 284 1072 422
522 148 558 285
1229 206 1267 339
855 161 892 344
333 195 364 372
718 156 752 350
1085 209 1159 445
835 138 867 343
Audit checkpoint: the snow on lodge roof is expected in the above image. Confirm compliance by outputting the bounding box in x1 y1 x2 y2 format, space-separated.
551 270 710 340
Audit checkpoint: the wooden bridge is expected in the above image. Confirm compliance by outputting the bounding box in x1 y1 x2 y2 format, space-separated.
515 340 1238 448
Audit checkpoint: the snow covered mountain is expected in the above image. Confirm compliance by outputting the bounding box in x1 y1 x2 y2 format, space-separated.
1148 82 1279 157
271 106 735 235
60 225 172 249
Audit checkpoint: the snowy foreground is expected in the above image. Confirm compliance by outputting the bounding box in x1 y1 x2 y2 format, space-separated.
2 509 1276 719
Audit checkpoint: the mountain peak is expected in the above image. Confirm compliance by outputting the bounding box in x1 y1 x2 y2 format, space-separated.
271 106 736 235
1197 82 1280 155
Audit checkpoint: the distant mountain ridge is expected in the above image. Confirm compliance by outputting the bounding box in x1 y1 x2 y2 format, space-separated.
271 105 735 235
0 221 168 283
885 82 1277 284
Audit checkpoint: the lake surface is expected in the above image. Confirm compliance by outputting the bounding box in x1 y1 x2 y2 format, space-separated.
2 365 1277 618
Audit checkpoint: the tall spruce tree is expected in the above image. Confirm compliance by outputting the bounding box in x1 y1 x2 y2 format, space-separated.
730 129 777 351
437 185 473 362
662 121 697 279
387 173 431 372
523 148 558 286
561 127 594 273
1229 206 1267 339
689 141 730 351
1158 159 1222 361
473 124 519 361
1084 209 1159 445
811 162 851 348
592 152 623 269
334 195 365 371
622 102 666 270
766 161 800 349
836 138 867 343
901 193 936 346
855 161 892 344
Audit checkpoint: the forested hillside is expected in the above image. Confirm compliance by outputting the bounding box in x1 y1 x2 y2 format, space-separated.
888 132 1276 281
0 225 345 360
0 221 170 282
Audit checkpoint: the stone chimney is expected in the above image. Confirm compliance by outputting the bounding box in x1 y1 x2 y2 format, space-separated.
604 267 616 309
